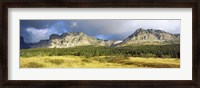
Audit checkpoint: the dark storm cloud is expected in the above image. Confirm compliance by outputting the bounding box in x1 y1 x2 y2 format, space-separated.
20 20 57 29
20 20 70 43
20 20 180 43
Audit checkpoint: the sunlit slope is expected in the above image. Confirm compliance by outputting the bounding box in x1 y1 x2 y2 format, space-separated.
20 56 180 68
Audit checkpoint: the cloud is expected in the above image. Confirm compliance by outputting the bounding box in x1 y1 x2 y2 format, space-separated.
49 21 68 34
70 20 180 40
69 21 78 29
24 27 51 43
21 21 70 43
20 20 180 43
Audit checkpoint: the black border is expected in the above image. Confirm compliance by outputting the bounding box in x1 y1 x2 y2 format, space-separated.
1 0 199 88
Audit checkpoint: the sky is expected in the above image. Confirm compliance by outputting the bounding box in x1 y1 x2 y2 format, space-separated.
20 20 180 43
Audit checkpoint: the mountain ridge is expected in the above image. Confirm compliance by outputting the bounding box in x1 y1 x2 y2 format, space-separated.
30 32 119 48
21 28 180 49
118 28 180 46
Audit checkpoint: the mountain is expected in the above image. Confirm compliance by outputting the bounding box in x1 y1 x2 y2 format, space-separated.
28 28 180 48
20 37 30 49
31 32 118 48
117 28 180 46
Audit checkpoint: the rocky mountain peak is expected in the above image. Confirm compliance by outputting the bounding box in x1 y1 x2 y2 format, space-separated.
68 32 84 36
134 28 145 33
31 32 116 48
49 32 86 40
134 28 167 36
50 34 60 39
119 28 180 46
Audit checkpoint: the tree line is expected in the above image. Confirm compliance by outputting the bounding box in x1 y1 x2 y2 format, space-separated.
20 44 180 58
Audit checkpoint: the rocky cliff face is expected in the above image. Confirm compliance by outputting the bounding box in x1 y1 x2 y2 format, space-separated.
31 32 117 48
30 28 180 48
118 28 180 46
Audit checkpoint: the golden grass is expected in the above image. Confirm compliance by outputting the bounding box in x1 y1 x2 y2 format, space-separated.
20 56 180 68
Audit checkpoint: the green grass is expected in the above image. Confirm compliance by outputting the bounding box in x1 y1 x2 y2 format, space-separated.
20 45 180 68
20 56 180 68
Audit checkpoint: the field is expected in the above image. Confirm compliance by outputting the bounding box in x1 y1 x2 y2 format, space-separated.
20 56 179 68
20 45 180 68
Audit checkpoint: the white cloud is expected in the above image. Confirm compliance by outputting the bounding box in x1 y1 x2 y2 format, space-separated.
26 27 51 43
69 21 78 29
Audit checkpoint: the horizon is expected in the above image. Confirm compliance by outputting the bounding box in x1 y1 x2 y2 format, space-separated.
20 20 180 43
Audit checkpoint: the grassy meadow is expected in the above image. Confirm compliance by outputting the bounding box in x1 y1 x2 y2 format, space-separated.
20 45 180 68
20 56 180 68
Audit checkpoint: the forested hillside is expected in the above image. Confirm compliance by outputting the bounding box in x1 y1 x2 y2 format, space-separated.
21 44 180 58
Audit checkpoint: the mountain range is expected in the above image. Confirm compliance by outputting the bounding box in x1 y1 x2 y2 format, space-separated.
20 28 180 49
